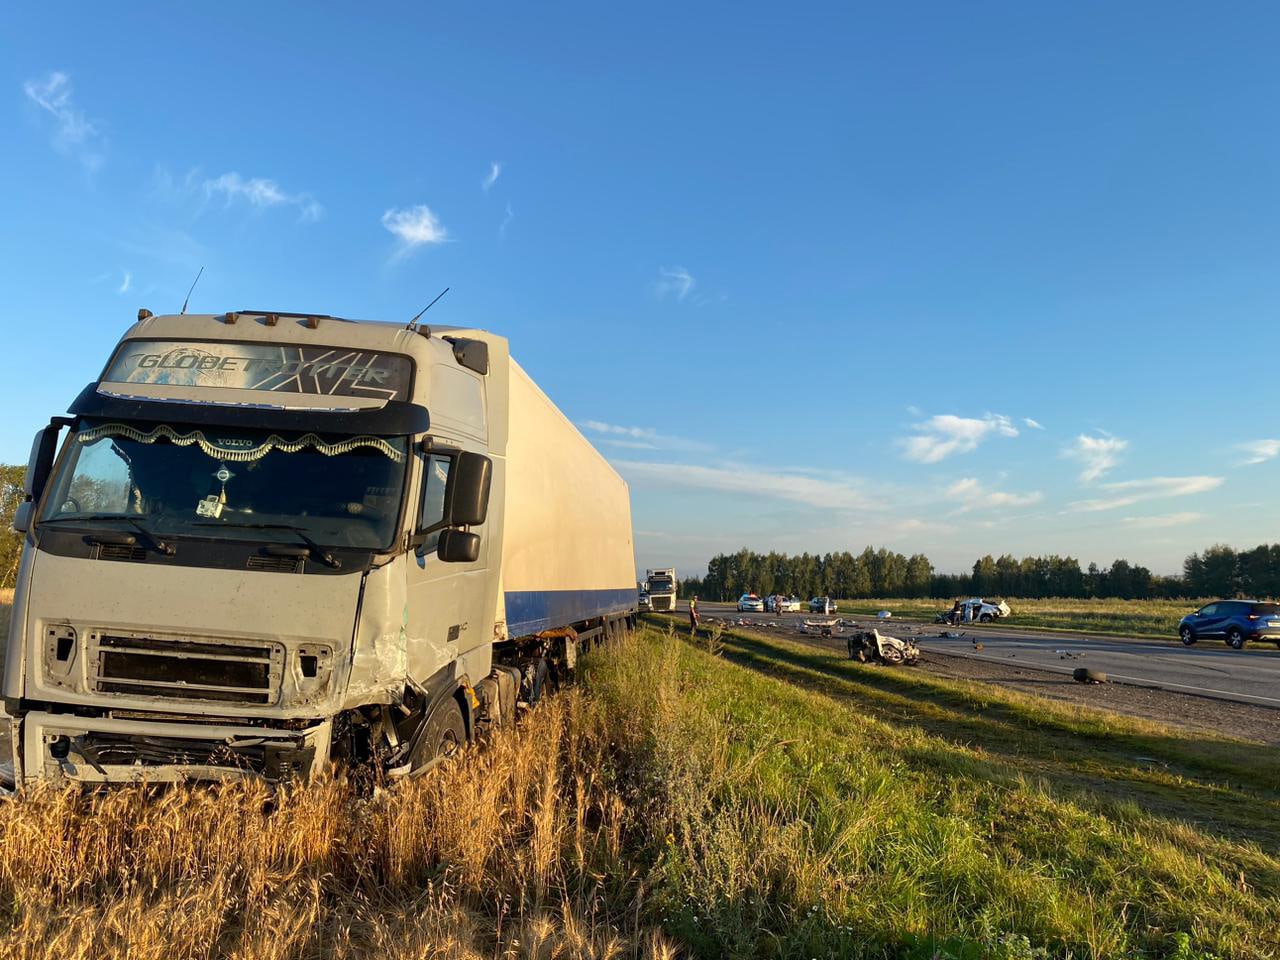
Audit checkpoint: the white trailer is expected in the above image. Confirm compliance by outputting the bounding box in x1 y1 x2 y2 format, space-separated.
645 567 677 612
3 309 636 785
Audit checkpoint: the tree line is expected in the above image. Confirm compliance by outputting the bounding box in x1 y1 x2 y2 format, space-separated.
678 544 1280 602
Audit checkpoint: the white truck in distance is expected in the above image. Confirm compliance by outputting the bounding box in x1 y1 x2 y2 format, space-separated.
644 568 677 612
3 309 637 786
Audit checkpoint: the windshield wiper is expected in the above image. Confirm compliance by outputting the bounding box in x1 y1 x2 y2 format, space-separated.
191 521 342 568
42 514 175 556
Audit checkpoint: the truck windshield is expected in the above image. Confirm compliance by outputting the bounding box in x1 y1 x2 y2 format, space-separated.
40 420 408 550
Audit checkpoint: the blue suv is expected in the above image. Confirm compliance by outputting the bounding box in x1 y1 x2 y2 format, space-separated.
1178 600 1280 649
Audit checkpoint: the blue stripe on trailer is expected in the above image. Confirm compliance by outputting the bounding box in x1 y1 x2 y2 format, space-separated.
505 587 637 638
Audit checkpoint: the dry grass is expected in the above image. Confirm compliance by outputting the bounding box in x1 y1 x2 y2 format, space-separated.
1 622 1277 958
0 685 677 960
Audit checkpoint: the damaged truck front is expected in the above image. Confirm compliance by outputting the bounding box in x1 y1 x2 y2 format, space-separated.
2 310 637 787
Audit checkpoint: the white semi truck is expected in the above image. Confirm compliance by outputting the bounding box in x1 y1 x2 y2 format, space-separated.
644 567 676 612
2 309 637 785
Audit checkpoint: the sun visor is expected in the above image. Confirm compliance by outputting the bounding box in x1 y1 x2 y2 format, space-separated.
69 384 430 435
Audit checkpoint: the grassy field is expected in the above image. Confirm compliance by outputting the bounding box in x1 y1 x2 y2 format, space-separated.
836 597 1203 640
0 622 1277 958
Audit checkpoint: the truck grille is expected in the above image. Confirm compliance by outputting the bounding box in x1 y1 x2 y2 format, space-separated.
89 633 284 705
76 732 268 773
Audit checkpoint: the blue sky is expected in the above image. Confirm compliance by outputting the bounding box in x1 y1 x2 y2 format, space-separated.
3 2 1278 577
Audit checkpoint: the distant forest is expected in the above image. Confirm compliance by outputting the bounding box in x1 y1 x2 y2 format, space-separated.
677 544 1280 602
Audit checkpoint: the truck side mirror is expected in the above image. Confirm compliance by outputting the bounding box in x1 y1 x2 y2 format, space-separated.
447 452 492 527
437 528 481 563
26 422 64 502
15 419 70 532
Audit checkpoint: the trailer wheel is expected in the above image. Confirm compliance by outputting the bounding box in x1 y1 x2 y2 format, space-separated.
411 698 467 772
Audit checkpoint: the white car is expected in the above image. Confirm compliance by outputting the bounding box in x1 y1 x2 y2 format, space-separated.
780 596 802 612
737 594 765 612
962 598 1011 622
809 597 837 615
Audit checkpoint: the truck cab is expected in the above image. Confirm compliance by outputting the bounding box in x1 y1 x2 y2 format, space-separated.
2 309 633 787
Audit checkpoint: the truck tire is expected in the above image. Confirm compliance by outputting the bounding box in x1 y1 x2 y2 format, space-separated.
411 697 467 772
1072 667 1106 684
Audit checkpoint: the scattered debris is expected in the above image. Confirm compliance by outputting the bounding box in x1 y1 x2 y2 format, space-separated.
877 610 893 619
939 631 967 639
1073 667 1107 684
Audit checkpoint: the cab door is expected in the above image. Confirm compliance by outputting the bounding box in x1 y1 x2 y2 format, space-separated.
404 434 494 688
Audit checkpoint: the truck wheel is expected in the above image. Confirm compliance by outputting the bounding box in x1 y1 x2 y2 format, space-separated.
1180 626 1196 646
411 698 467 772
1226 627 1246 650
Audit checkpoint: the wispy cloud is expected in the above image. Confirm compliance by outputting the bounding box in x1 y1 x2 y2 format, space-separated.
1063 433 1127 483
1236 439 1280 466
653 266 695 302
483 161 502 191
580 420 710 454
22 71 104 169
1023 417 1044 430
1118 512 1202 529
117 271 132 294
945 477 1043 512
382 205 449 252
616 460 876 511
203 173 323 221
900 413 1018 463
1067 476 1223 512
499 202 514 239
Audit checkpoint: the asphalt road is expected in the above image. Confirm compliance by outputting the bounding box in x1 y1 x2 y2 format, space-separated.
682 601 1280 709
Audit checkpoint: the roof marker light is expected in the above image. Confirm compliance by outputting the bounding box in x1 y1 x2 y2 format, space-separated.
224 312 238 325
137 308 153 322
264 313 279 327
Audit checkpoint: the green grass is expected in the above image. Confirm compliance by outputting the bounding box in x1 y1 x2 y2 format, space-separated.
617 617 1280 957
836 597 1208 640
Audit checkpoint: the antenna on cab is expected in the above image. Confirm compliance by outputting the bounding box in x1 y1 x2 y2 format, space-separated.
180 266 205 316
406 287 449 335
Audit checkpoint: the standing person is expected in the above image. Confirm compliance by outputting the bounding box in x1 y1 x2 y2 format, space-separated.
689 595 700 633
949 598 963 626
775 593 784 617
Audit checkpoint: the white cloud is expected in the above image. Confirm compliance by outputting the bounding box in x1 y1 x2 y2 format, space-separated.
23 71 103 168
616 459 876 511
1068 476 1223 513
653 266 695 302
1118 512 1202 529
382 205 449 249
203 173 322 221
580 420 710 453
117 271 131 294
945 477 1043 512
900 413 1018 463
499 202 514 239
1237 439 1280 466
1063 433 1128 482
483 161 502 191
1023 417 1044 430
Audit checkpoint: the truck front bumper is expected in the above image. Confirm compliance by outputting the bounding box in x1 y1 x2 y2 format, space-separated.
17 711 331 785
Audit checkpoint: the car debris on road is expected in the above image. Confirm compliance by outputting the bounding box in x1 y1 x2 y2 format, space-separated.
847 629 919 666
